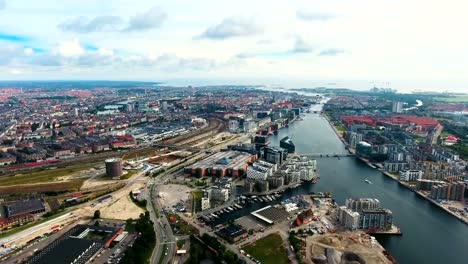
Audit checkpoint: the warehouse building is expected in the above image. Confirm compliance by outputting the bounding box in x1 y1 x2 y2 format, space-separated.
27 224 122 264
4 199 46 218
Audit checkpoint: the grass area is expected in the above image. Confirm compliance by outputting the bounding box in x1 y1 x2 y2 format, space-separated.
129 191 148 209
243 233 289 264
0 165 94 186
335 124 345 132
435 96 468 102
440 131 454 138
167 213 198 236
176 239 186 249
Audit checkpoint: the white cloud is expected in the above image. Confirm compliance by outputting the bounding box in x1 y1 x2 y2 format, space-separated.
58 16 123 33
199 16 263 40
98 48 114 57
296 10 335 21
292 36 314 53
124 6 167 32
0 0 468 92
10 69 22 75
52 39 84 57
318 48 346 56
23 48 34 56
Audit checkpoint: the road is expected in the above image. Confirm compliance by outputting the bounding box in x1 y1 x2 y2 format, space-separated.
0 166 152 262
148 180 176 264
146 132 254 264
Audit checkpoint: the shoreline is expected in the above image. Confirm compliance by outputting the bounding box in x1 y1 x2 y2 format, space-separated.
323 110 468 225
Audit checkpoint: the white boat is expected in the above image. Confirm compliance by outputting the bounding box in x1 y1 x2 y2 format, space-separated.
227 207 234 211
365 179 372 184
211 213 218 218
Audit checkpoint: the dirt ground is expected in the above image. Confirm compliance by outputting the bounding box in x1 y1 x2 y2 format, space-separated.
99 182 146 220
307 232 393 264
81 178 121 189
158 184 194 208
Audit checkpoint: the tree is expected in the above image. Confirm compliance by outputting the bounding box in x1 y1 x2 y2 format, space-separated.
93 210 101 219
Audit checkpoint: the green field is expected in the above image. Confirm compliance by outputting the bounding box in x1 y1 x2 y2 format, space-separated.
335 125 345 132
435 96 468 103
0 165 94 186
243 233 289 264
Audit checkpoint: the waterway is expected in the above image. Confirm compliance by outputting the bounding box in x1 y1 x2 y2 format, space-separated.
212 102 467 264
269 104 468 264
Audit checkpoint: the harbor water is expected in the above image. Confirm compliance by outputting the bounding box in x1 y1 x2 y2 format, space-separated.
268 104 468 264
210 103 467 264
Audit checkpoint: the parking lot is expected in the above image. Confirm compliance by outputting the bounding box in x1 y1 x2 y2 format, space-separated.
89 233 137 264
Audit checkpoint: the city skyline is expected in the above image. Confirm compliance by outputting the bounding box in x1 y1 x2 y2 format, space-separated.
1 0 468 92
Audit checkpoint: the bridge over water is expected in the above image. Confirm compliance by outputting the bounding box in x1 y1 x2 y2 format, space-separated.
296 153 354 158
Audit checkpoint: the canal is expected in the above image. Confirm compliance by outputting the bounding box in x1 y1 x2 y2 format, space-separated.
267 104 468 264
209 102 467 263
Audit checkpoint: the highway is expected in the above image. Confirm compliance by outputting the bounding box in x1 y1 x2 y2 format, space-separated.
146 133 251 264
148 182 176 264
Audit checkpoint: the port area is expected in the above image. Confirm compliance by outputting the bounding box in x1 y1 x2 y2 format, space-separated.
324 112 468 226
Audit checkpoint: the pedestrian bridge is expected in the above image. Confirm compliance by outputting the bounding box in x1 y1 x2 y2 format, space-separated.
296 153 354 158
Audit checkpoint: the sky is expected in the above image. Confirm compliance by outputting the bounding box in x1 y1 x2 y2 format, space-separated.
0 0 467 92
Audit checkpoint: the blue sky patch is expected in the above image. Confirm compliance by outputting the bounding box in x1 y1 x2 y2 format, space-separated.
84 44 98 51
0 33 29 42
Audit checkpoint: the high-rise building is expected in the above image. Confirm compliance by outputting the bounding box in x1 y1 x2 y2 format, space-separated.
430 181 465 201
201 190 211 211
345 198 381 212
264 147 287 164
346 132 363 149
161 101 168 111
338 206 360 230
399 170 423 181
392 101 403 113
359 208 393 231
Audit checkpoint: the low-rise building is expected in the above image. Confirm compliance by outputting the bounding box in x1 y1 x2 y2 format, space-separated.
4 199 46 218
216 224 248 243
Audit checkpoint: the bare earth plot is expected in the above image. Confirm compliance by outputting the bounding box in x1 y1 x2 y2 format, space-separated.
158 184 194 208
99 182 145 220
